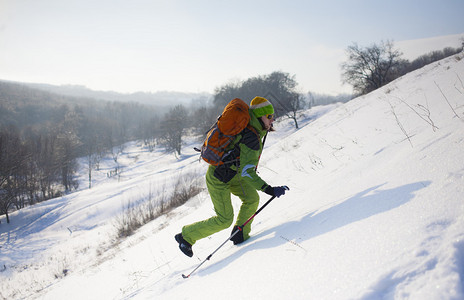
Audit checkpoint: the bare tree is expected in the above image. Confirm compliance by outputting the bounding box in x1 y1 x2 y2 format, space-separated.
81 116 104 189
0 127 23 223
35 133 60 199
191 105 217 137
341 40 404 95
213 80 242 108
265 90 305 129
55 106 82 191
141 116 161 152
160 105 189 156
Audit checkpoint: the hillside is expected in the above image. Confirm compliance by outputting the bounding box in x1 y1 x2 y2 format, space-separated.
1 52 464 299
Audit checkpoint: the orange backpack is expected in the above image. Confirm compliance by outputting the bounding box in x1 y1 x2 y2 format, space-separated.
198 98 251 166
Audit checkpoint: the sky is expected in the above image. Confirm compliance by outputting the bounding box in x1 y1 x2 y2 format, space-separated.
0 0 463 96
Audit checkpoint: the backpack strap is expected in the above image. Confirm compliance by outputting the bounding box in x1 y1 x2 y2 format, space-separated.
239 125 260 151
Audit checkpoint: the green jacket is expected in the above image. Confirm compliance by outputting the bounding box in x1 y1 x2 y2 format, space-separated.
211 109 268 191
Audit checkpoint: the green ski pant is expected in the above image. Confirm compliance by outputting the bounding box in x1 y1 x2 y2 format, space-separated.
182 166 260 245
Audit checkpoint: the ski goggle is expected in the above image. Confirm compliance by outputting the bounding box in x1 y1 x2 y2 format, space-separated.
265 113 274 120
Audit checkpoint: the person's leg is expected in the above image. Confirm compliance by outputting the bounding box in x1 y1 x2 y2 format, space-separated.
181 167 234 245
229 179 260 242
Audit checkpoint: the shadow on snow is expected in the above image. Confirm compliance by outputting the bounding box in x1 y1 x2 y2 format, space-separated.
199 181 431 277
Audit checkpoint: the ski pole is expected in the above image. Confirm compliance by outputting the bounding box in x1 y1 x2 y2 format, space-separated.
182 195 278 279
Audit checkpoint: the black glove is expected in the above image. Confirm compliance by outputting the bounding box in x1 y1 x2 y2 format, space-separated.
263 185 289 198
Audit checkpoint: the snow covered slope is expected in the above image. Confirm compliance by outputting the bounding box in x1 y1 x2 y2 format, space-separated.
1 52 464 300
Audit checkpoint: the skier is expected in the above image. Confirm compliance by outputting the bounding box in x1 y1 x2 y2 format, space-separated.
175 96 288 257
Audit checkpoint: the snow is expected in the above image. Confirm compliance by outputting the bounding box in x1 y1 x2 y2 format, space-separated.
1 52 464 299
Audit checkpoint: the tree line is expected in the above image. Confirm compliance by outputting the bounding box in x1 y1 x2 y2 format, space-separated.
0 82 164 223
